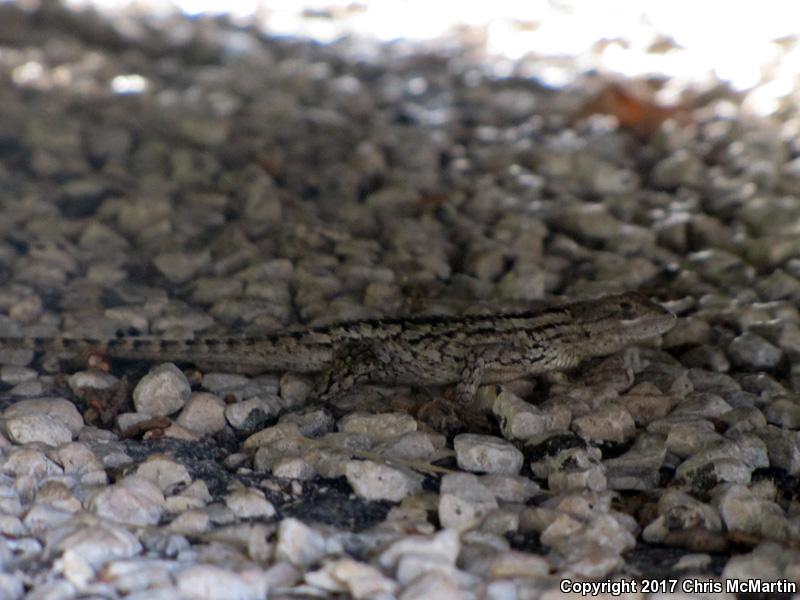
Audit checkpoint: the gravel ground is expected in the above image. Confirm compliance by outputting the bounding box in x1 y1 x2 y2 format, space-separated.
2 2 800 599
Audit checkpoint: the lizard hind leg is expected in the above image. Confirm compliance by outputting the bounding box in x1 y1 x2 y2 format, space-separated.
418 355 490 434
309 341 380 404
455 355 485 406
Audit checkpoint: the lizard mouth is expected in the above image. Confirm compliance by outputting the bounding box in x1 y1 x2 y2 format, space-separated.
622 310 677 339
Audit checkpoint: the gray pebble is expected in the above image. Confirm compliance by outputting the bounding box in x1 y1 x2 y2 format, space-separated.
306 558 398 598
793 364 800 393
572 404 636 443
671 392 732 419
54 442 105 475
4 414 73 447
201 372 251 392
687 369 741 395
397 571 464 599
88 476 165 526
547 458 607 492
8 380 44 397
604 434 666 490
225 488 276 519
756 269 800 301
345 460 423 502
280 409 335 437
279 373 313 407
662 317 712 348
338 412 417 442
0 366 37 386
4 398 84 435
116 412 153 432
642 490 722 543
454 433 523 475
153 250 211 284
723 551 784 586
224 397 280 432
666 420 723 457
190 277 245 304
253 437 306 473
376 431 442 462
0 349 33 367
176 392 227 435
54 518 143 573
651 149 703 187
274 518 327 567
680 344 731 372
152 310 215 334
492 390 549 440
486 481 544 512
617 387 676 425
676 439 767 488
136 457 192 493
439 473 498 532
756 425 800 474
176 565 268 600
272 456 316 480
0 573 24 600
495 265 548 302
721 406 767 436
68 370 119 393
728 332 783 369
169 510 210 535
764 397 800 429
378 529 460 572
714 484 788 540
132 363 191 416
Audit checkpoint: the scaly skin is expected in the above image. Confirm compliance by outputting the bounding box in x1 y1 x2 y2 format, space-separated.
0 292 676 403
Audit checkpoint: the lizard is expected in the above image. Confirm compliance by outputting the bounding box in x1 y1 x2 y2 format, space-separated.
0 291 675 405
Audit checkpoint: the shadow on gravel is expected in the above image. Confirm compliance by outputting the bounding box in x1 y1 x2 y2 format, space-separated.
119 437 394 532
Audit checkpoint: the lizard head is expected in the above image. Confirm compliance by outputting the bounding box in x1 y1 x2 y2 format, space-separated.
566 291 676 357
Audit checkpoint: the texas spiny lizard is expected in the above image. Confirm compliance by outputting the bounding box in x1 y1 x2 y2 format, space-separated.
0 292 675 404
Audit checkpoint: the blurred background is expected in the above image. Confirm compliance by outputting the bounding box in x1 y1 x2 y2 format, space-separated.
7 0 800 115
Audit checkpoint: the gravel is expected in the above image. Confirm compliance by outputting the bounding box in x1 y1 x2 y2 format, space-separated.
1 0 800 595
4 413 73 446
175 392 227 435
438 473 499 532
132 363 192 416
345 459 423 502
453 433 524 475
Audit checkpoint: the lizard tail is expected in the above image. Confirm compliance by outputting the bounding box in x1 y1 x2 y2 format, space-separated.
0 336 272 369
0 336 106 353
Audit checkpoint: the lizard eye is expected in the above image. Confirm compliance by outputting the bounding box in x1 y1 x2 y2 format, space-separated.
618 300 636 318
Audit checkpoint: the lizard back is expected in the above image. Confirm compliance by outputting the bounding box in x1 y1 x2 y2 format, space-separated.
0 292 674 378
